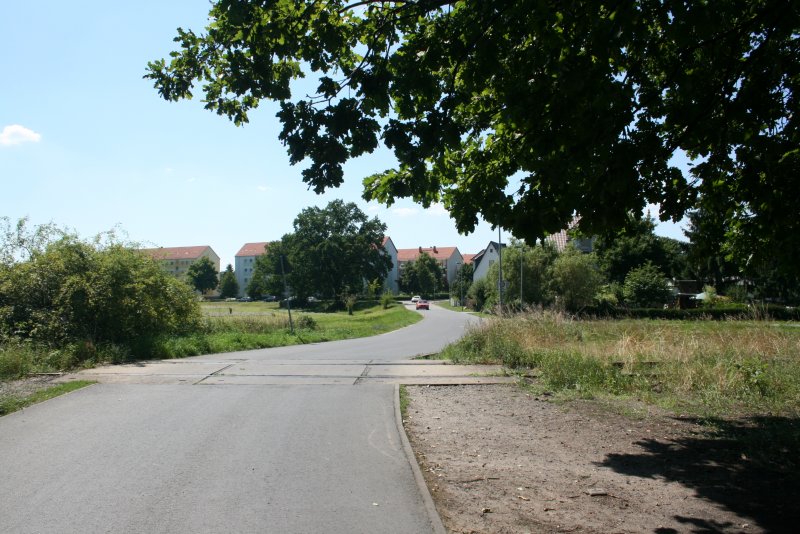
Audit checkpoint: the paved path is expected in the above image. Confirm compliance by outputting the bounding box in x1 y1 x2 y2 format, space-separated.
0 304 506 533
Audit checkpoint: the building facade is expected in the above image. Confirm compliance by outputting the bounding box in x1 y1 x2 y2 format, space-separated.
382 236 400 294
140 245 221 294
396 246 464 286
471 241 505 282
234 242 270 297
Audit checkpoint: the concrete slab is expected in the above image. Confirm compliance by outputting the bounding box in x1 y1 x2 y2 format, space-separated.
360 376 518 385
365 364 505 377
82 362 231 375
218 363 366 377
198 375 357 385
59 374 205 385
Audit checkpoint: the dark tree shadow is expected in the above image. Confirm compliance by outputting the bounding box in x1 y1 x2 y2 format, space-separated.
597 416 800 533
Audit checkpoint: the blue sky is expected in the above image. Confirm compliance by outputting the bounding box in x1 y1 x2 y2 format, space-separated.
1 1 686 269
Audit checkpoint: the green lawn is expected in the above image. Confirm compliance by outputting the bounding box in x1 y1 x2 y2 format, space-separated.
151 301 422 358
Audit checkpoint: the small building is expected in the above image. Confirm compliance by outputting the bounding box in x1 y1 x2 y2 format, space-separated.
234 242 270 297
471 241 506 282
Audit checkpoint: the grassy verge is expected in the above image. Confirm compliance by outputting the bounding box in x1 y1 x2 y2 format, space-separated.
0 380 95 416
140 301 422 359
440 311 800 418
399 384 410 419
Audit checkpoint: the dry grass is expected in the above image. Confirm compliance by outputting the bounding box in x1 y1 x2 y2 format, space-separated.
442 311 800 416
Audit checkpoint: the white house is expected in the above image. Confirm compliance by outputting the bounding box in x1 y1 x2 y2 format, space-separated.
234 242 269 297
471 241 506 282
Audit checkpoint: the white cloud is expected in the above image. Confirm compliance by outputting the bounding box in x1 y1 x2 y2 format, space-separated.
0 124 42 146
257 185 271 192
392 207 418 217
426 203 448 217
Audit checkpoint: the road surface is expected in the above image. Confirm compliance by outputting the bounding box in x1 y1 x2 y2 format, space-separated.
0 304 484 533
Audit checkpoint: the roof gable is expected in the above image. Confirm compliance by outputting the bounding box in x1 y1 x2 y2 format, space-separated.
236 242 270 257
141 246 211 261
396 246 460 262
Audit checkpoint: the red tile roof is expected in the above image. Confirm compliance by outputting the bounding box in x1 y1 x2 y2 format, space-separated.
462 254 476 264
140 246 212 261
397 246 459 262
235 242 270 257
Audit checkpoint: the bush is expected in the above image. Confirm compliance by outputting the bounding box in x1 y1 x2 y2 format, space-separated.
623 263 672 308
380 291 394 309
296 315 318 330
548 247 603 311
0 237 202 352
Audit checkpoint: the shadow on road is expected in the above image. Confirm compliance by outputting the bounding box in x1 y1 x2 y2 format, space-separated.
597 416 800 533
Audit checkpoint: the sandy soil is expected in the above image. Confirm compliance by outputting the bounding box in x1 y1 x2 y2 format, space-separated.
404 384 799 534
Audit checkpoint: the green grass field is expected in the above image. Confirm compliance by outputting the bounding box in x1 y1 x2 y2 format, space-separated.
149 300 421 359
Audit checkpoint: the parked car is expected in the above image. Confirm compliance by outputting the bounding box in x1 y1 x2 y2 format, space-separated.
238 296 253 302
261 295 277 302
411 295 421 303
415 299 429 310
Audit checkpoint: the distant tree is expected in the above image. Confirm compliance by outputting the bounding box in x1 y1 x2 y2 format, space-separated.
218 264 239 298
594 215 687 283
450 262 474 305
547 247 604 311
257 201 390 303
248 240 289 299
623 263 673 308
401 253 443 297
187 256 219 295
683 206 738 289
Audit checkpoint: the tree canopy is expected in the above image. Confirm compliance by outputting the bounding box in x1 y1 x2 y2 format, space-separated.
250 200 391 301
187 256 219 294
400 252 444 297
219 263 239 298
147 0 799 273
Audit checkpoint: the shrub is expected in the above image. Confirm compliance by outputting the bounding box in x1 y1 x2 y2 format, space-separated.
547 247 603 311
380 291 394 309
623 263 672 308
296 315 318 330
0 237 202 350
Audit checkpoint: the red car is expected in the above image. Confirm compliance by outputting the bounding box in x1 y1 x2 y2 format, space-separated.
415 299 430 310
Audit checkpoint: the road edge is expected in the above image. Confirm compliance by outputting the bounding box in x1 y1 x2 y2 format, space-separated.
394 383 447 534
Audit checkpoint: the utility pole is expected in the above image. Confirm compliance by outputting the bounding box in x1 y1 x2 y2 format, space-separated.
498 226 503 314
280 254 294 334
520 244 524 306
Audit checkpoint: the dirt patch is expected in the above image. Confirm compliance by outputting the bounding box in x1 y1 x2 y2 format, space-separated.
404 384 799 533
0 375 59 400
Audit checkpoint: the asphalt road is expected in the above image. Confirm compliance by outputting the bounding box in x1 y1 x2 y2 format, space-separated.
0 304 478 534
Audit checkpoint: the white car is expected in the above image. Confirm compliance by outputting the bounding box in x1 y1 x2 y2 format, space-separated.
411 295 421 303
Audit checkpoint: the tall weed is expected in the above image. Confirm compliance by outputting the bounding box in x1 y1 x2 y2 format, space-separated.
445 310 800 416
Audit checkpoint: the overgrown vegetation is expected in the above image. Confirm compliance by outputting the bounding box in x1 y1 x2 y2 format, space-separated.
441 311 800 417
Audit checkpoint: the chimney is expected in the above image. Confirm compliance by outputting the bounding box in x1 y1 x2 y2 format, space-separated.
419 246 422 253
433 246 438 254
